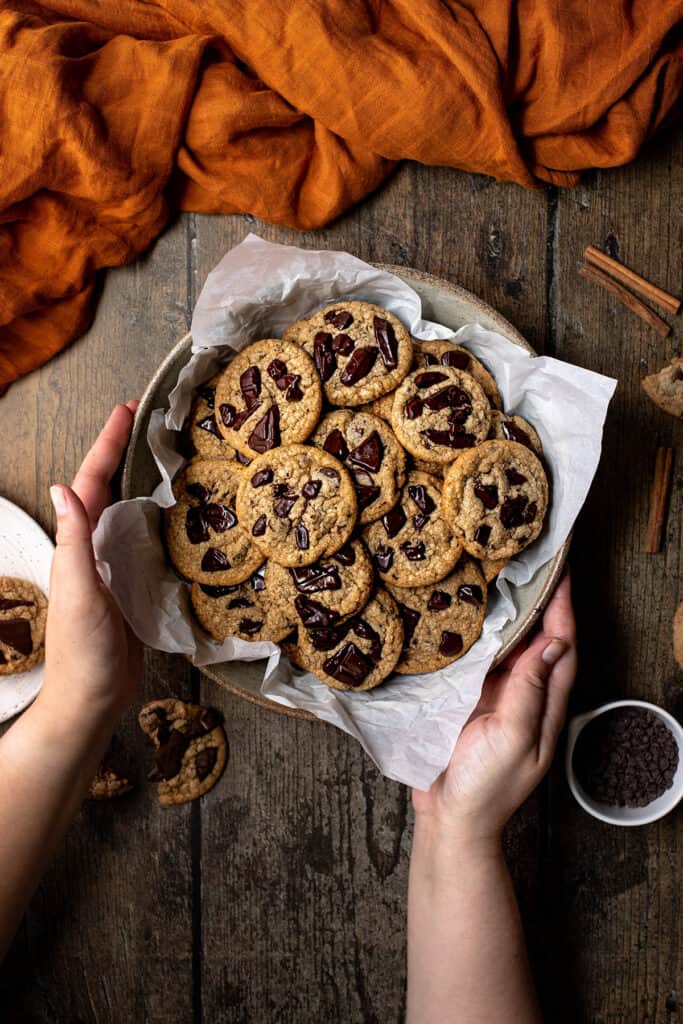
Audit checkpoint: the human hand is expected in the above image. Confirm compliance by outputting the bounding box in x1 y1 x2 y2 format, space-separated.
40 403 143 720
413 573 576 843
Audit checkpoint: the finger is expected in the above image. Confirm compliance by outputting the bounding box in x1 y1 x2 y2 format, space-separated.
49 485 101 597
539 644 577 762
126 399 140 413
72 404 135 529
496 635 569 747
541 572 575 644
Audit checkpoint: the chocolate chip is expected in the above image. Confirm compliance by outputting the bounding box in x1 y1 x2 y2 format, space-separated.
474 482 499 509
285 377 303 402
187 482 210 503
412 513 430 532
251 468 273 487
501 419 533 448
235 452 252 467
197 384 216 408
474 524 491 546
240 365 261 407
349 431 384 473
294 595 340 629
457 584 483 606
414 371 448 388
322 428 348 461
319 468 340 482
195 747 218 782
274 495 297 517
267 358 287 380
0 598 34 611
423 427 475 449
302 480 322 500
439 631 463 657
272 483 288 496
382 505 407 538
340 346 377 386
0 650 5 664
201 548 230 572
248 405 280 453
324 309 354 330
505 468 527 485
423 385 471 413
313 332 337 382
199 583 236 597
373 316 398 370
251 571 266 592
396 602 420 652
332 544 356 566
427 591 452 611
227 597 253 609
154 729 190 781
233 403 261 430
219 403 236 428
441 350 470 369
332 334 355 356
188 707 223 736
0 619 32 655
352 618 382 663
186 506 209 544
239 618 263 635
374 545 394 572
197 415 222 439
309 623 348 651
323 642 373 687
352 469 381 510
524 501 537 524
404 397 423 419
421 353 439 365
295 522 309 550
500 495 528 529
400 540 426 561
290 565 342 593
408 484 435 515
204 503 237 532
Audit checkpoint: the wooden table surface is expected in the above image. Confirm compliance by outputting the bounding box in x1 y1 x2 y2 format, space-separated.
0 130 681 1023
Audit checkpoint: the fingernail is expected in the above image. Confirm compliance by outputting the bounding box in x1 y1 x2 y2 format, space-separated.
542 639 568 667
49 485 68 517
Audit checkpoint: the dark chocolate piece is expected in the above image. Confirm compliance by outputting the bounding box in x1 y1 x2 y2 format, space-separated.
248 405 280 453
457 584 483 606
227 597 253 609
427 591 452 611
219 403 236 427
267 358 287 380
404 397 423 419
187 482 210 503
373 316 398 370
195 747 218 782
313 332 337 382
186 506 209 544
322 428 348 461
302 480 322 500
239 618 263 636
474 524 491 546
252 515 267 536
294 595 340 629
295 522 310 550
500 495 529 529
323 642 373 687
501 419 533 448
474 483 499 509
439 631 463 657
274 495 298 518
0 598 34 611
289 565 342 593
408 485 435 515
414 371 448 389
240 365 261 407
197 414 222 439
441 350 470 370
332 334 355 356
382 505 407 538
374 545 394 572
324 309 354 330
0 619 33 656
505 468 527 486
204 503 236 533
400 540 426 561
196 384 216 409
340 346 377 386
251 468 273 487
352 618 382 663
349 431 384 473
332 544 356 566
201 548 230 572
396 602 420 652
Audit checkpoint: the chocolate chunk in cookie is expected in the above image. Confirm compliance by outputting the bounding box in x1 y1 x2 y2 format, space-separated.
214 340 322 457
236 444 357 567
413 339 502 409
488 410 542 456
441 440 548 560
191 566 295 643
0 577 47 676
283 301 412 406
189 374 252 465
138 699 227 805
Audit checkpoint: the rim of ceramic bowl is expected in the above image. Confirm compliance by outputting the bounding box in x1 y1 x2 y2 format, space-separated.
565 699 683 826
123 263 569 719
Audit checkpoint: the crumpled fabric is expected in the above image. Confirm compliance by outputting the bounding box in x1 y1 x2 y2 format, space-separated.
0 0 681 387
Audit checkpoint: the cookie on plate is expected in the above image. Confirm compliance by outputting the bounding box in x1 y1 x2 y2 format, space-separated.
641 358 683 419
266 539 374 630
139 699 227 805
214 339 322 457
488 410 542 455
391 366 491 464
189 375 252 465
0 577 48 676
441 440 548 560
387 557 487 673
311 409 407 524
165 459 264 586
413 339 502 409
363 472 462 588
283 301 412 406
296 588 404 691
236 444 357 567
191 566 295 643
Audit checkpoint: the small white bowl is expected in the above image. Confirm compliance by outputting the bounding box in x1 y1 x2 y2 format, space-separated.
566 699 683 826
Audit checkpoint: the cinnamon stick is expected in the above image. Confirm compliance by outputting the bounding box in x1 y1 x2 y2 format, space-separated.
584 245 681 316
579 263 671 338
644 447 674 553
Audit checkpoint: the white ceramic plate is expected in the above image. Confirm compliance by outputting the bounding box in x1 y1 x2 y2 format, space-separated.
0 497 53 722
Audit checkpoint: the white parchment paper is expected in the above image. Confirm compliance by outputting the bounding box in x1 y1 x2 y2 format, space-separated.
93 234 617 789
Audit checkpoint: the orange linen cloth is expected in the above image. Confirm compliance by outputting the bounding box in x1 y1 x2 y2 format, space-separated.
1 1 682 388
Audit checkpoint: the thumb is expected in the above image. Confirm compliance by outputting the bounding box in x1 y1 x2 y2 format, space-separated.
497 636 569 741
49 484 101 596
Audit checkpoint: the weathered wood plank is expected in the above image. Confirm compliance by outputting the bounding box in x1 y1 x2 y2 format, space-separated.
0 217 197 1023
543 131 683 1024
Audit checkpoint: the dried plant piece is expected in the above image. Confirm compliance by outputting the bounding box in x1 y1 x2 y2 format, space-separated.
641 358 683 420
644 447 674 553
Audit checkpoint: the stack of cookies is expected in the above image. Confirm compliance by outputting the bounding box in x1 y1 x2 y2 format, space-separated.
165 301 549 692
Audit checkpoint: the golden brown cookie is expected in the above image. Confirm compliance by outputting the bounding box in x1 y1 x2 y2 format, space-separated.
413 339 502 409
191 566 295 643
189 374 252 465
641 358 683 419
88 767 134 800
0 577 47 676
139 699 227 805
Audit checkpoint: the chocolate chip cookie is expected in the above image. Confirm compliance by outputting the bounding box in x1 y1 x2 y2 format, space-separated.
139 699 227 805
266 539 374 630
296 588 404 691
358 390 396 423
88 766 134 800
413 340 502 409
387 557 487 673
189 375 252 465
0 577 47 675
391 366 491 464
488 410 542 455
191 566 295 643
363 472 462 588
165 459 264 586
310 409 407 524
214 339 322 457
236 444 357 567
283 301 413 406
441 440 548 559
